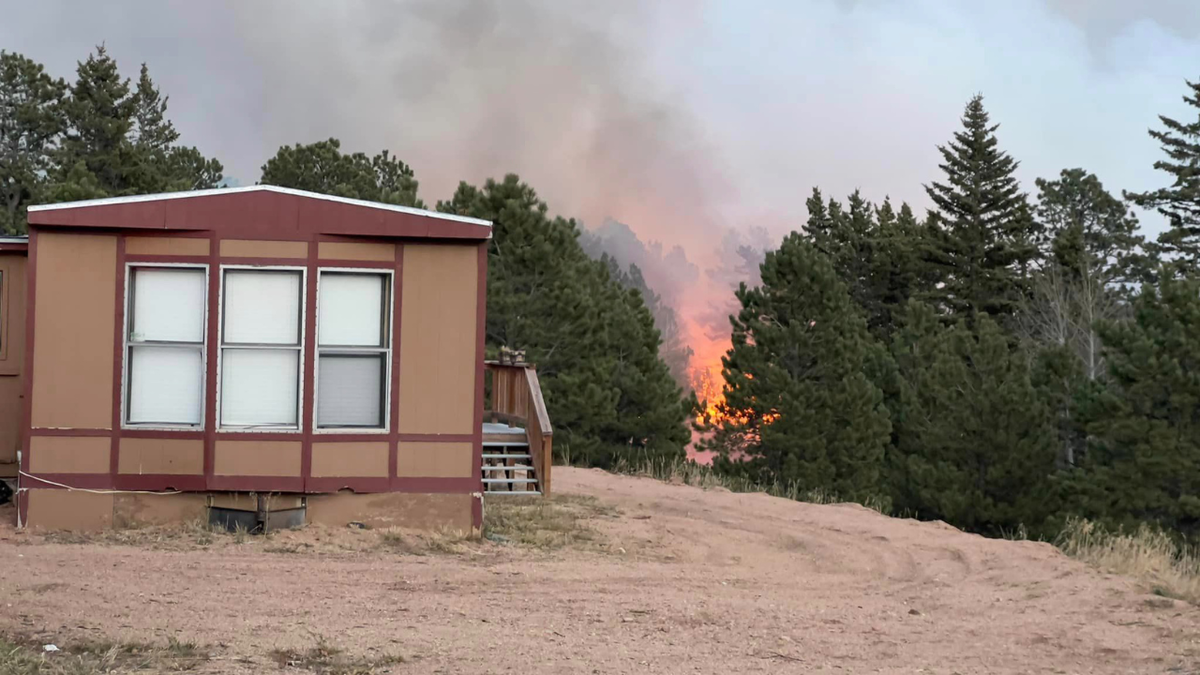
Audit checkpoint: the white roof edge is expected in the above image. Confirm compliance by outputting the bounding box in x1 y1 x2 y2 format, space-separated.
0 236 29 244
27 184 493 228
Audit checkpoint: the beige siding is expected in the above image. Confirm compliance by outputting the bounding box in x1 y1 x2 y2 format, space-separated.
311 441 389 477
31 232 116 429
397 441 473 478
118 438 204 475
125 237 210 256
220 239 308 259
213 440 302 476
29 436 110 473
318 242 395 262
397 244 478 434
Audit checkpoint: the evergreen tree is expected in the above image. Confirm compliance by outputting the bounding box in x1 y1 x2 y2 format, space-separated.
1126 80 1200 268
1037 168 1148 290
1023 170 1148 467
261 138 423 208
1073 270 1200 539
49 46 222 200
56 45 135 194
0 51 66 234
889 300 1058 535
704 233 891 503
925 95 1037 321
803 188 938 342
437 175 689 467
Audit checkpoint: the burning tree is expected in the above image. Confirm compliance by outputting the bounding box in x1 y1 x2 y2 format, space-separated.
698 233 891 503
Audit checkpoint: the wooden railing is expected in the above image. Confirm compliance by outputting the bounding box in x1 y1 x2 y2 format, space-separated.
484 361 554 495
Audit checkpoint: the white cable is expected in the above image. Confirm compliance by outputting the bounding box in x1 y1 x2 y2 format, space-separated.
17 471 182 496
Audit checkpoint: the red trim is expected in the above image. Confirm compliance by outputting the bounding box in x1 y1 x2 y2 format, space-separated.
306 476 390 493
28 428 110 437
17 228 37 524
20 473 112 490
203 234 219 489
110 236 125 485
396 433 475 443
308 433 392 443
207 475 305 492
388 245 404 488
26 190 491 240
0 243 29 253
124 254 210 265
473 242 487 512
315 259 395 270
301 239 318 491
114 474 206 491
213 432 304 442
394 477 478 492
121 230 209 239
119 429 205 440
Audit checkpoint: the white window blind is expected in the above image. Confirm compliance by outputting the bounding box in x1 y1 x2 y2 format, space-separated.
219 269 304 428
125 267 207 426
315 271 390 429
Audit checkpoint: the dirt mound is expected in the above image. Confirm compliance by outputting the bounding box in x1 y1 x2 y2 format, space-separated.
2 467 1196 674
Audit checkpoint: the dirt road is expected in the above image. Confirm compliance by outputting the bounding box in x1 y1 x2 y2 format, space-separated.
1 467 1197 673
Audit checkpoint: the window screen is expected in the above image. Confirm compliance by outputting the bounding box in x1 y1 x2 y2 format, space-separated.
315 271 390 429
219 269 303 428
125 267 207 426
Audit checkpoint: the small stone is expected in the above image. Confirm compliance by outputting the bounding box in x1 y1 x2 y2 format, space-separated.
908 609 921 616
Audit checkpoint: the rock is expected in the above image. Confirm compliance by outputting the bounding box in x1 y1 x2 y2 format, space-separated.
908 609 921 616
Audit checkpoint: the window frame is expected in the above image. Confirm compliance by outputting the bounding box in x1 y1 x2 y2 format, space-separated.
120 262 210 431
215 264 308 433
312 267 394 434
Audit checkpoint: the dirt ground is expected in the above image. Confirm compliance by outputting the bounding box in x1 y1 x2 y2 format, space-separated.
1 467 1198 674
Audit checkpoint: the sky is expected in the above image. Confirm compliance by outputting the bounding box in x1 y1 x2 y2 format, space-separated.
4 0 1199 383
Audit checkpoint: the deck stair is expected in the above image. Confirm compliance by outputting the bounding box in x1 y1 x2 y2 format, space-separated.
482 358 552 497
482 422 541 494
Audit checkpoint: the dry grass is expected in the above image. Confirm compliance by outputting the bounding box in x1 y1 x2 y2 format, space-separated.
1057 517 1200 604
38 519 222 550
0 635 209 674
269 638 403 675
482 493 615 550
374 526 475 555
611 456 890 514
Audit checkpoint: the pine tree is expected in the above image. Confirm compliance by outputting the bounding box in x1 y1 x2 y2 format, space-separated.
803 188 939 342
437 175 689 467
56 45 136 194
1126 80 1200 268
48 46 222 200
261 139 422 208
704 233 891 503
1037 168 1148 289
0 51 66 234
889 300 1058 535
1073 270 1200 539
925 95 1037 321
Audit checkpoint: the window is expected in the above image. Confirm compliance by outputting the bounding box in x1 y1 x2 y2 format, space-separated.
219 268 304 429
124 266 207 427
315 271 391 429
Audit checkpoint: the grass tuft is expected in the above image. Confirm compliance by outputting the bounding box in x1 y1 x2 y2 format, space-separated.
0 634 211 674
375 526 474 556
1056 517 1200 604
483 494 614 550
269 637 402 675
